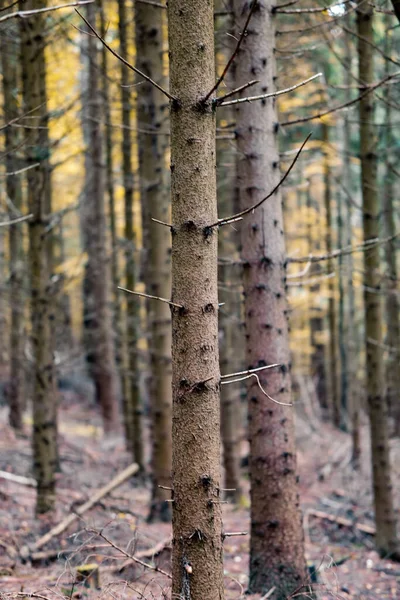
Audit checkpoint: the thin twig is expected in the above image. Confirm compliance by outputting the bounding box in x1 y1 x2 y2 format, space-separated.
223 531 248 537
75 9 176 101
87 529 172 579
118 286 183 309
151 217 173 227
203 0 258 102
0 0 93 23
218 73 322 107
2 163 40 177
0 213 33 227
208 133 311 228
215 80 259 105
222 373 292 406
221 363 281 379
288 234 399 263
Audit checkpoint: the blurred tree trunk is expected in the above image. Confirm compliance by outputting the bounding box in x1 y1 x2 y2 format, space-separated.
19 0 57 514
233 1 307 595
81 2 119 433
118 0 144 467
0 8 24 431
382 19 400 436
99 0 124 388
135 1 172 518
168 0 224 597
322 123 339 428
216 2 242 504
357 1 399 558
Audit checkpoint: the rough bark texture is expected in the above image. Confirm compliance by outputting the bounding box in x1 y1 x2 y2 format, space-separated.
1 8 25 431
135 2 172 519
168 1 224 598
19 0 57 514
233 1 307 595
81 2 119 433
118 0 143 464
322 123 339 428
382 21 400 437
357 2 399 558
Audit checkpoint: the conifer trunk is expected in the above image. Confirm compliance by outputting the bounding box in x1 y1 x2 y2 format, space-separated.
118 0 143 464
19 0 57 514
1 9 24 431
357 1 399 557
81 2 119 433
168 0 224 597
233 1 307 595
135 1 172 519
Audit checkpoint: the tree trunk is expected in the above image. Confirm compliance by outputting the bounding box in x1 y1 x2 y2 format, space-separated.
357 1 399 558
0 7 25 431
168 0 224 597
81 2 119 433
382 18 400 437
322 123 340 428
135 1 172 519
19 0 57 514
232 1 307 595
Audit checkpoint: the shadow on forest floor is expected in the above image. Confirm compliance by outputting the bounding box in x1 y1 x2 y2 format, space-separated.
0 398 399 600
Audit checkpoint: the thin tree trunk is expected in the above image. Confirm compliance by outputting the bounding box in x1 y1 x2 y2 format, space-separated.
382 18 400 437
168 0 224 597
357 1 399 558
135 1 172 518
81 2 119 433
118 0 144 466
337 172 347 430
0 8 25 431
322 123 340 428
233 1 307 595
19 0 57 514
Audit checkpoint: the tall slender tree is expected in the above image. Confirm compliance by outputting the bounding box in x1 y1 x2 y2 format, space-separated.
1 7 25 431
81 2 119 433
19 0 57 514
168 0 224 597
135 1 172 518
357 0 399 558
232 0 307 595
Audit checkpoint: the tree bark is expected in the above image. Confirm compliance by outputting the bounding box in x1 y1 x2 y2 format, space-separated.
0 7 25 431
357 1 399 558
168 0 224 597
81 2 119 434
19 0 57 514
233 1 307 595
135 1 172 519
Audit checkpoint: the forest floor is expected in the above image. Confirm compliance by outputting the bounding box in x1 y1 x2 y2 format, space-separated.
0 395 400 600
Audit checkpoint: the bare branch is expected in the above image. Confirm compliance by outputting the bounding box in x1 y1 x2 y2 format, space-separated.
207 133 311 228
221 363 281 379
75 9 176 101
222 373 292 407
215 80 259 105
218 73 322 107
1 163 39 177
151 217 173 227
203 0 258 102
118 286 183 309
0 213 33 227
0 0 93 23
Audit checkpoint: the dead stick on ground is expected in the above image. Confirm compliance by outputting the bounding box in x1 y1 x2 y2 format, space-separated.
20 463 139 559
307 509 376 535
0 470 37 487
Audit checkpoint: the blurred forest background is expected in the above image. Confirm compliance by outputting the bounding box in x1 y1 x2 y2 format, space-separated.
0 0 399 599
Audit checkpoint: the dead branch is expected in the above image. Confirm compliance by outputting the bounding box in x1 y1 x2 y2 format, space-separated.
289 234 399 264
0 0 93 23
117 536 172 572
307 509 376 535
75 9 175 101
208 133 311 228
221 363 281 379
19 463 139 559
217 73 322 107
118 286 183 309
0 470 37 487
215 79 259 105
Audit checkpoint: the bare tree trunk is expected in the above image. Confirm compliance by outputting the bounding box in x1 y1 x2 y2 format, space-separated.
357 1 399 558
19 0 57 514
118 0 144 466
135 1 172 518
382 18 400 437
81 2 119 433
233 1 307 595
0 8 25 431
322 123 339 428
168 0 224 597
